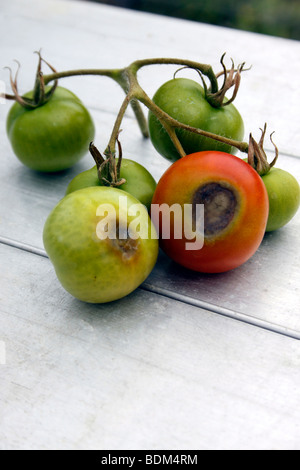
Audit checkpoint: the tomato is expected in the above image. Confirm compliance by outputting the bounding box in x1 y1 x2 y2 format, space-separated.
261 168 300 232
148 78 244 162
65 158 157 211
151 151 269 273
6 86 95 172
43 186 159 303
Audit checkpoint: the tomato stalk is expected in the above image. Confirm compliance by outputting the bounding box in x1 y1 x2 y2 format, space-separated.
42 55 249 157
130 57 219 96
206 53 248 107
89 140 126 187
4 51 59 109
106 56 250 157
134 84 249 157
2 52 274 166
44 65 150 140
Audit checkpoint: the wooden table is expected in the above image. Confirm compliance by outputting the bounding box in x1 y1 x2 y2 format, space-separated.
1 0 300 451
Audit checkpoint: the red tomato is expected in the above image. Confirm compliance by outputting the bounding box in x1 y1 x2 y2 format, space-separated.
151 151 269 273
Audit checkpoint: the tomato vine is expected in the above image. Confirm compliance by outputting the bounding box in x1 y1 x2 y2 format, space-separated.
1 51 277 172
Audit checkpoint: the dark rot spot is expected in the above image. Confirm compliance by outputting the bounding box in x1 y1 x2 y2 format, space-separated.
110 222 139 260
193 182 237 236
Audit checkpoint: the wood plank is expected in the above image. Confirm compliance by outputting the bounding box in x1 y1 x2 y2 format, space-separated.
0 106 299 331
0 0 299 335
1 242 300 450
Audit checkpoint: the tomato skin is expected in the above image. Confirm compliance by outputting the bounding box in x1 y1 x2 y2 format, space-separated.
148 78 244 162
65 158 157 211
262 168 300 231
6 86 95 172
151 151 269 273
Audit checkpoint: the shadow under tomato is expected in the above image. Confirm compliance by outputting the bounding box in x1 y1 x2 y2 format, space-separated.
13 159 91 198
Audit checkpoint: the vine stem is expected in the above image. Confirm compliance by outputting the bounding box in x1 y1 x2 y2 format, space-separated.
133 84 249 156
105 91 133 155
120 60 249 157
130 57 219 94
44 67 149 138
43 68 119 84
4 56 250 158
42 57 221 144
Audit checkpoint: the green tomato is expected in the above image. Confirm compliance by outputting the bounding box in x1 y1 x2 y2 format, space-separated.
148 78 244 162
6 86 95 172
43 186 159 303
262 168 300 232
65 159 157 211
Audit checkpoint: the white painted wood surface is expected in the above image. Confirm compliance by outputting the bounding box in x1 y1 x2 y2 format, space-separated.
0 0 300 450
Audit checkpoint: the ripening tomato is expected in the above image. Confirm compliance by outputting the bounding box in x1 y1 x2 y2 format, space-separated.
148 78 244 162
261 167 300 232
242 158 300 231
151 151 269 273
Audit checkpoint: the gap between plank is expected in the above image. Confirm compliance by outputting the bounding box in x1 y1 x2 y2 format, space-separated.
1 235 300 341
141 282 300 341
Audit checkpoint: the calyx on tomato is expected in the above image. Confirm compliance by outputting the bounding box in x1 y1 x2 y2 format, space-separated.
247 124 278 176
66 141 157 211
6 50 58 109
198 53 247 108
89 139 126 188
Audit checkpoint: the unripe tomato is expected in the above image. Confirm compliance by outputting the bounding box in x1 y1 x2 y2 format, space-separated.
65 159 157 211
148 78 244 162
6 86 95 172
261 167 300 231
43 186 159 303
151 151 269 273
